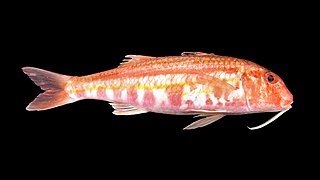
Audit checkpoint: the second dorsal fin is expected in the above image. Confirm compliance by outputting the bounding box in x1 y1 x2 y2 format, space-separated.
118 55 155 67
181 52 215 56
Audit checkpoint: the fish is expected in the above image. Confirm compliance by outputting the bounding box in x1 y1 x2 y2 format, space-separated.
22 52 293 130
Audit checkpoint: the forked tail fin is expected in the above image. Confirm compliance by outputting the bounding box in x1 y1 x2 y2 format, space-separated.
22 67 76 111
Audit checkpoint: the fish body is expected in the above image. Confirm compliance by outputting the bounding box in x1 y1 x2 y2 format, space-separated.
22 52 293 130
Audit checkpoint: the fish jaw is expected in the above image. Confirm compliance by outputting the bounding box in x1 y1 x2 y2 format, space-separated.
279 87 293 110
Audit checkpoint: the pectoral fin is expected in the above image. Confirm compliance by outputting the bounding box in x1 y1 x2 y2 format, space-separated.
183 114 225 130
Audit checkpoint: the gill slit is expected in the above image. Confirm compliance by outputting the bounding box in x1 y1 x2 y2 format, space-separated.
240 76 252 112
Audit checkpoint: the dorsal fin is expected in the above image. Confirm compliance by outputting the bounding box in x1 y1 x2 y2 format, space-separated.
118 55 155 67
124 55 154 61
181 52 215 56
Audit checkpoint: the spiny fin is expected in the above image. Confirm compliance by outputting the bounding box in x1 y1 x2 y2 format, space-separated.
110 102 148 115
118 55 155 67
183 114 225 130
22 67 76 111
181 52 215 56
124 55 154 61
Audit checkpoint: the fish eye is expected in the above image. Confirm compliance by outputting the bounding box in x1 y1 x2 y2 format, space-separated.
265 71 277 84
267 75 274 82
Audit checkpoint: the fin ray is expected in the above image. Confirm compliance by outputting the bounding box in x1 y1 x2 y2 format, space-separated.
110 102 148 115
181 52 215 56
22 67 75 111
185 109 227 114
118 55 155 67
27 90 75 111
183 114 225 130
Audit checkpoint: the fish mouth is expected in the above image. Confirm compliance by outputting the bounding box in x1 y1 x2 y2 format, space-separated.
282 104 292 110
280 91 293 110
281 100 293 110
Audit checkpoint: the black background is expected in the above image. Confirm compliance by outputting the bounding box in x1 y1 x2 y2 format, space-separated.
7 2 317 178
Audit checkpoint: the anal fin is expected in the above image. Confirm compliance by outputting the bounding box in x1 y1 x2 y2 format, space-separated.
183 114 225 130
110 102 148 115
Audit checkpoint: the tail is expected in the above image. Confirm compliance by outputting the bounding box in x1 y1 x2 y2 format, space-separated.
22 67 76 111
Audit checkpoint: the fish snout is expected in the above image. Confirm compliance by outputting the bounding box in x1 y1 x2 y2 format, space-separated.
280 88 293 109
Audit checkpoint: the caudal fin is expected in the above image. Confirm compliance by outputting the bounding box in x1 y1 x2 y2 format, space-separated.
22 67 76 111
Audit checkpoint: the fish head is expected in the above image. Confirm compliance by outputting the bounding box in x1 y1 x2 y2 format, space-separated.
242 66 293 112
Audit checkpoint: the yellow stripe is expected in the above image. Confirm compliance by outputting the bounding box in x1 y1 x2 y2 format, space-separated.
69 82 192 94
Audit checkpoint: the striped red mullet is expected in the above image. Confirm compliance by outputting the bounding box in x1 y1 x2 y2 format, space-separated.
22 52 293 130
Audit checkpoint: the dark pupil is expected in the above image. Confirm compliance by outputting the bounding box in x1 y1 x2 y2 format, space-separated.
268 75 274 82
